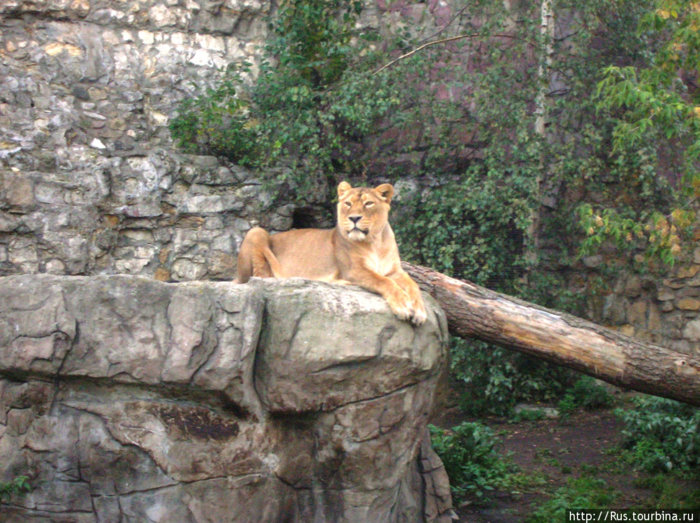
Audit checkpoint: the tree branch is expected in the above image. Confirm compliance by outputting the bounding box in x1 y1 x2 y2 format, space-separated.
372 33 524 75
404 262 700 406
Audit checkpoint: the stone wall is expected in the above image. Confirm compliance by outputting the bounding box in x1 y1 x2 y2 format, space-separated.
0 0 279 282
0 0 457 284
591 249 700 356
0 274 453 522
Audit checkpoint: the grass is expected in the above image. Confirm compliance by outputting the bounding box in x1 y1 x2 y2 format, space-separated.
525 476 619 522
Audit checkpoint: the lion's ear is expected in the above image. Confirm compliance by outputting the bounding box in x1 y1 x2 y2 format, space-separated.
338 181 352 199
374 183 394 204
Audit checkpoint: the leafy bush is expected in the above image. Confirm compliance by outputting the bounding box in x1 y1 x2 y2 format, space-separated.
429 421 515 503
616 396 700 473
596 0 700 186
393 173 533 293
633 474 700 509
558 376 615 418
451 339 575 417
170 0 391 199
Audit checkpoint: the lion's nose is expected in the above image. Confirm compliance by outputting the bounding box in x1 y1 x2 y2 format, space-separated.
349 215 362 224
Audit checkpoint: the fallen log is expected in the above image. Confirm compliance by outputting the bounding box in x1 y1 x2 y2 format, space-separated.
403 262 700 406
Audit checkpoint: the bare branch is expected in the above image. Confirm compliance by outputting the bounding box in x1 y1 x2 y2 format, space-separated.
372 33 522 75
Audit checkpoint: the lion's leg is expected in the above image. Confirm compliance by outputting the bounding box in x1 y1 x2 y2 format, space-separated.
391 270 427 325
345 268 415 322
236 227 280 282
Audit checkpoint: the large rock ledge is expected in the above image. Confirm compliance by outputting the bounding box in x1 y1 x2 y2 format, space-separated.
0 274 453 522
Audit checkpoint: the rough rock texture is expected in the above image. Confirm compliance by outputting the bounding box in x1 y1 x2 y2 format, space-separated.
0 274 453 522
0 0 456 283
0 0 278 282
593 256 700 356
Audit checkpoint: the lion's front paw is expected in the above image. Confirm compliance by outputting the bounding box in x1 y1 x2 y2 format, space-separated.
386 289 427 325
385 290 414 322
407 292 427 325
410 298 427 326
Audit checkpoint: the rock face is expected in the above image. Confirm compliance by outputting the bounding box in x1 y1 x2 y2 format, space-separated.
0 274 453 522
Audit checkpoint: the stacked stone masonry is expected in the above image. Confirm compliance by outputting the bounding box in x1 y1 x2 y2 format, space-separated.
0 0 454 284
595 250 700 356
0 0 277 283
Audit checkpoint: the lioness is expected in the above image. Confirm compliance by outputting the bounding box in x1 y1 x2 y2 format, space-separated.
236 181 427 325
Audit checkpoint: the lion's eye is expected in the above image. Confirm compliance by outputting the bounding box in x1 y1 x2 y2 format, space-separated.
344 201 352 207
364 201 375 207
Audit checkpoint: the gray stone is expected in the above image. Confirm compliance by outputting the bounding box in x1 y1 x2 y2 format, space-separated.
514 403 560 419
657 288 675 301
602 295 627 325
1 172 35 211
627 300 648 326
624 276 642 297
582 255 603 268
172 257 208 281
178 194 245 214
683 319 700 342
0 274 452 522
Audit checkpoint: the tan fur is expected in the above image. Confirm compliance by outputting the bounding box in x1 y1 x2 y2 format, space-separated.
236 181 427 325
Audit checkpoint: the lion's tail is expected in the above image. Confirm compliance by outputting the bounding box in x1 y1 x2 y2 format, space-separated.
260 244 283 278
236 227 283 283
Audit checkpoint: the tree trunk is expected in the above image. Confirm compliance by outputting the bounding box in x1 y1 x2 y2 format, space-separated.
403 262 700 406
527 0 555 267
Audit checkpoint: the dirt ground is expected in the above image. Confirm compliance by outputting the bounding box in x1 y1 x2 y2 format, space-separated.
433 407 699 522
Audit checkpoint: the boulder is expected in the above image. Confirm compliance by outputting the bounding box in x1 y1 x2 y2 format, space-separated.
0 274 453 522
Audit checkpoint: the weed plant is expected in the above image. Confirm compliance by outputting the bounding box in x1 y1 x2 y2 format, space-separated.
526 477 618 522
429 422 517 504
616 396 700 473
558 376 615 418
0 476 30 502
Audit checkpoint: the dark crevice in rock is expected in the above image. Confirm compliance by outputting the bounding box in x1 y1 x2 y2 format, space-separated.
250 293 270 414
51 322 79 415
325 379 428 414
282 310 309 360
376 325 398 357
20 373 252 421
309 357 377 375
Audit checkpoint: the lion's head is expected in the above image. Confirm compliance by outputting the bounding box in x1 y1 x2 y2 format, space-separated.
336 181 394 242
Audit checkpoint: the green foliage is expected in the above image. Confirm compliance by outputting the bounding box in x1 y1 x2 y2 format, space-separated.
558 376 615 418
633 474 700 509
527 0 696 271
616 395 700 473
526 476 618 522
169 67 259 162
393 172 533 291
0 476 31 501
450 338 575 417
170 0 401 199
596 0 700 184
577 203 695 268
511 408 547 423
429 422 516 504
586 0 700 266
